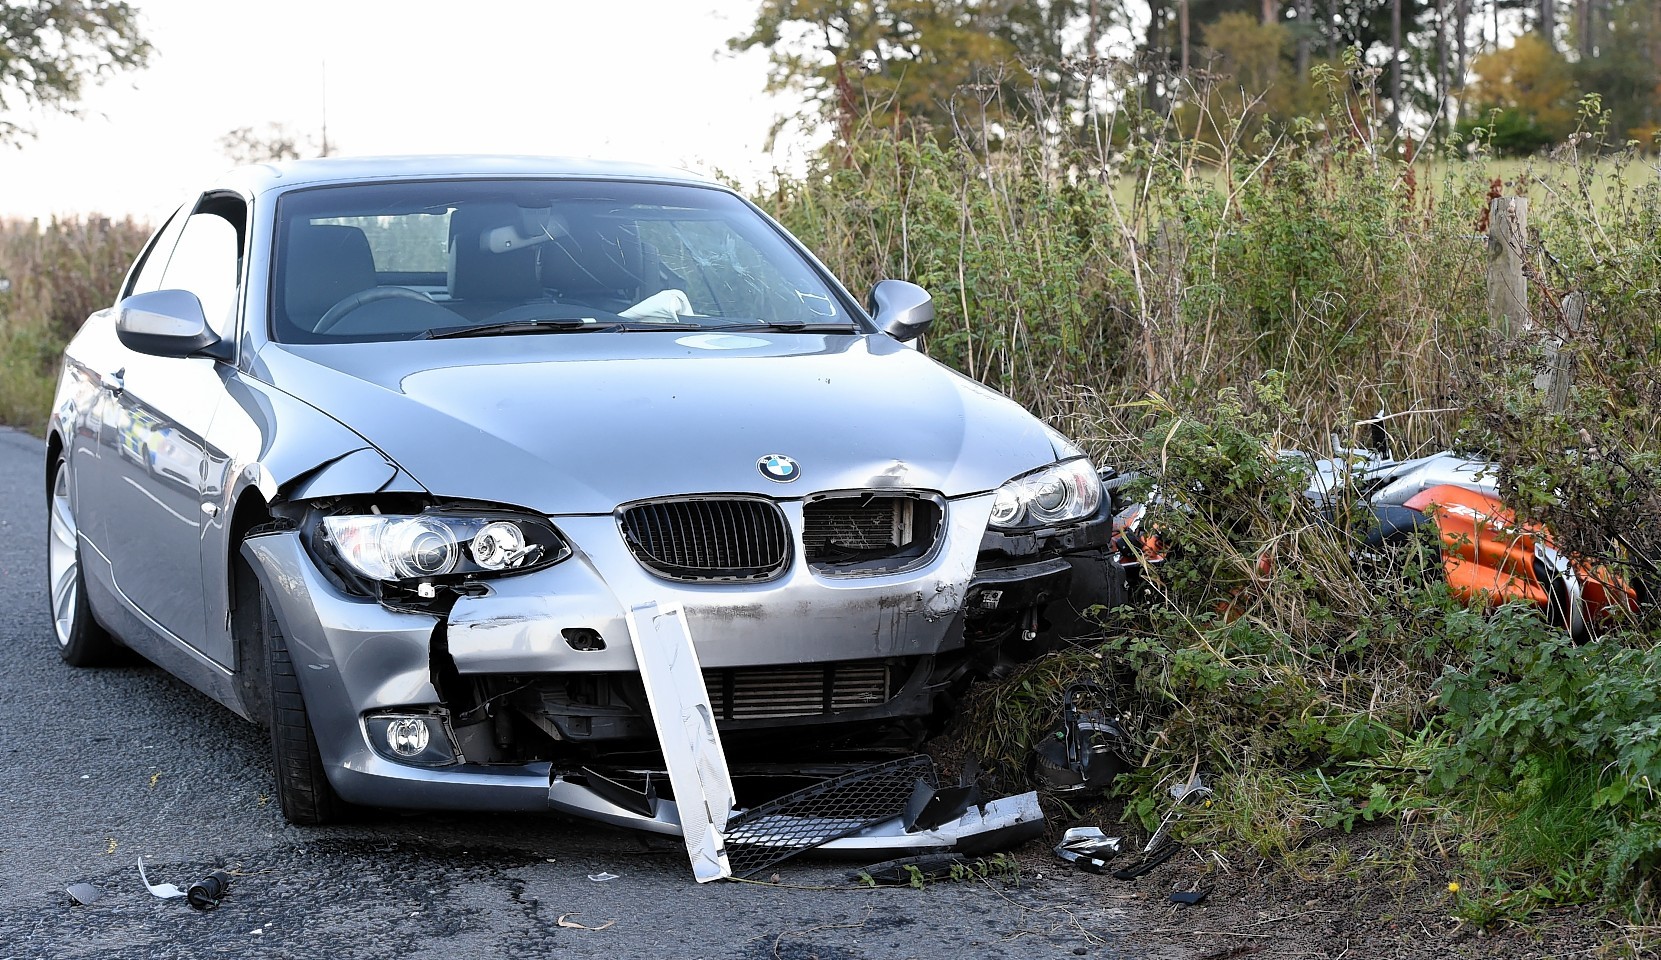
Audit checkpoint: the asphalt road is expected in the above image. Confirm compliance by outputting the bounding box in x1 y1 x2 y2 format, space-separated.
0 427 1148 960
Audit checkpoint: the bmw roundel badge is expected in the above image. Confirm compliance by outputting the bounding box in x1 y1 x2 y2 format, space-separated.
757 454 801 483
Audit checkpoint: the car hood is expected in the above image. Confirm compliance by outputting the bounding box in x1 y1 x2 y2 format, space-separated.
256 332 1064 515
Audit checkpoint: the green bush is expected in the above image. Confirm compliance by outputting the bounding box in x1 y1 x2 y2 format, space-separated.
766 63 1661 924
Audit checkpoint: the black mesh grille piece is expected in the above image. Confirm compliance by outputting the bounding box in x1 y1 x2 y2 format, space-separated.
703 661 892 721
724 755 939 878
619 498 790 581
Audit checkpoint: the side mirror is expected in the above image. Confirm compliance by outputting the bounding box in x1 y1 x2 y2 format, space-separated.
868 279 934 342
115 289 228 359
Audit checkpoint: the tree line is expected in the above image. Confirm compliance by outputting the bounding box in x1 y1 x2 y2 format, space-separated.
730 0 1661 154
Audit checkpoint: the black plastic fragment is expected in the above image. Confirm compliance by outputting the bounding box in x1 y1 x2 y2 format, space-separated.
187 870 232 911
848 854 972 886
1110 842 1179 880
1169 887 1209 905
579 767 658 818
902 779 981 832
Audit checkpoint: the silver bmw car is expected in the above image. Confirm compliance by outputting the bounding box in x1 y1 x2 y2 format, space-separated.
47 157 1118 869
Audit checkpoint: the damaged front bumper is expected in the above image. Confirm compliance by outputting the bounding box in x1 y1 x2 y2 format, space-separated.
241 492 1105 878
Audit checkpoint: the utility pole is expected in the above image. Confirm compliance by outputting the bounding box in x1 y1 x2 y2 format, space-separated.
1455 0 1468 122
1436 0 1449 133
1296 0 1312 76
320 58 331 158
1179 0 1190 75
1390 0 1403 131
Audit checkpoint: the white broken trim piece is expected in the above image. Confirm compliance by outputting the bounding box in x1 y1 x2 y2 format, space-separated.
137 858 185 899
625 601 735 882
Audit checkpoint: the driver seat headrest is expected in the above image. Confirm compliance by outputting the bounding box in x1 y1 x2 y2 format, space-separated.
284 223 377 330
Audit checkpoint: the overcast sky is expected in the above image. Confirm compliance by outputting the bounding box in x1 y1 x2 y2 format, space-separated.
0 0 809 222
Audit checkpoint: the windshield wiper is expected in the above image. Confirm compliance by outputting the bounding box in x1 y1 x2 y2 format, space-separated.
419 319 621 340
710 319 858 333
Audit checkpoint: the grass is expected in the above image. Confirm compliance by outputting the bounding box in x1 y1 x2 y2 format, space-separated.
0 216 150 433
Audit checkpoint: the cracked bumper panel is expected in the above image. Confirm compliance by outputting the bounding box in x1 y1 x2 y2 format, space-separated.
242 531 553 810
445 494 998 673
547 774 1045 855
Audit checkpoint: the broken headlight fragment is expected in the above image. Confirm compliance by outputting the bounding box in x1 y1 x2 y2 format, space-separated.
320 512 569 582
988 457 1103 530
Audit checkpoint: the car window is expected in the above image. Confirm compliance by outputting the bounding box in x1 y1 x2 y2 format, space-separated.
315 213 451 275
125 205 191 299
636 217 839 323
161 211 243 340
272 179 859 343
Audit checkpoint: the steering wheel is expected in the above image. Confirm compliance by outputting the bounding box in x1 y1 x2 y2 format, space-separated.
314 287 433 333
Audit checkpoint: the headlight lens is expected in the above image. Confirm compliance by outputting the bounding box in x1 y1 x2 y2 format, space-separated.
988 458 1103 530
322 513 569 582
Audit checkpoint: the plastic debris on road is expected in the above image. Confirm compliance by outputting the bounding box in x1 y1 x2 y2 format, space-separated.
1054 827 1123 873
65 882 103 905
557 914 617 930
137 858 185 899
187 870 232 910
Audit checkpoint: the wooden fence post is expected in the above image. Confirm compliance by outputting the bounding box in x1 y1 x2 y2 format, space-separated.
1148 217 1184 388
1535 290 1585 414
1486 196 1528 338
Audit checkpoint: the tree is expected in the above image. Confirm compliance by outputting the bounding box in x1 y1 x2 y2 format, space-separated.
1573 0 1661 147
219 123 321 166
1462 31 1576 153
729 1 1086 145
0 1 151 143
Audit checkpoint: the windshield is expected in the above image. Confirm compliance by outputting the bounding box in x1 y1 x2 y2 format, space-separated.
270 178 859 342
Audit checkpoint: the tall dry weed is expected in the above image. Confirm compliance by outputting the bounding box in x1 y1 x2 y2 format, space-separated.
0 216 149 432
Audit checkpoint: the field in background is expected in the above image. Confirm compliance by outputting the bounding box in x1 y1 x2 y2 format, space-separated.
0 216 149 433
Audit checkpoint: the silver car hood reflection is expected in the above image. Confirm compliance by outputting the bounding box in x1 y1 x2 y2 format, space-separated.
257 332 1059 514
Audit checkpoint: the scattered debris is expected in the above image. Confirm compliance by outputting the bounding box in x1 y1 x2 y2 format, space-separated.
1109 843 1179 881
1031 683 1129 796
65 882 103 905
1143 769 1212 854
902 757 982 832
187 870 232 911
1054 827 1123 874
725 755 938 878
587 872 619 882
624 602 735 882
137 858 184 899
556 913 616 931
852 854 973 886
1170 887 1209 905
850 853 1017 886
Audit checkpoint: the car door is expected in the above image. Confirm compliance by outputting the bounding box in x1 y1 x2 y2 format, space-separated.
73 206 189 557
96 193 246 658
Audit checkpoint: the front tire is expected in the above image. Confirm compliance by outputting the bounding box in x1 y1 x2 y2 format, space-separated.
258 581 347 825
48 455 118 666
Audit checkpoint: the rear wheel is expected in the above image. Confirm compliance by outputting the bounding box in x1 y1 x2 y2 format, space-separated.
47 455 119 666
257 580 347 824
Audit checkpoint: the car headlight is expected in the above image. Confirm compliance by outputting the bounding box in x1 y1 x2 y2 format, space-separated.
321 512 570 582
988 458 1104 530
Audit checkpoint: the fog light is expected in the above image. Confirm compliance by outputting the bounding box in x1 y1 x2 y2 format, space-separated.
364 713 455 765
386 717 430 757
